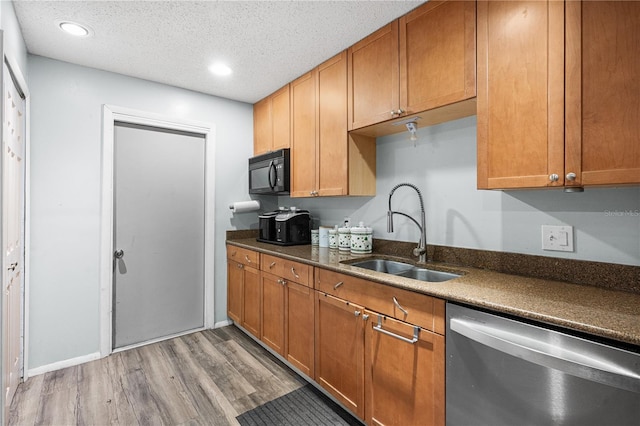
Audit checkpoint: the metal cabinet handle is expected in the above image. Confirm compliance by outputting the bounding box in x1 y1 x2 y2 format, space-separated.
291 267 300 279
549 173 559 182
237 263 244 269
393 296 409 316
363 314 370 321
277 278 287 286
566 172 577 181
244 255 251 263
333 281 344 290
354 310 361 317
269 261 276 269
373 315 419 344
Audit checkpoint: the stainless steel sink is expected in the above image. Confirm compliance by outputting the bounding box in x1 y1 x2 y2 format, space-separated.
396 267 461 283
347 259 413 274
346 258 461 283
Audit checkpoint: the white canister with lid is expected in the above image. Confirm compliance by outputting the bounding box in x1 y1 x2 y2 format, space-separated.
350 222 373 254
328 228 338 249
338 226 351 251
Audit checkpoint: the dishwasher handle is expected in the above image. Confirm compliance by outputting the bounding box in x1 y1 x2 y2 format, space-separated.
450 317 640 394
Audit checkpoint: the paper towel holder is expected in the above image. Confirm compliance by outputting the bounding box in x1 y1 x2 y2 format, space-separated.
229 200 261 213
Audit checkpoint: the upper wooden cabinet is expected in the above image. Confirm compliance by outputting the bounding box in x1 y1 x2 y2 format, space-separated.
253 85 290 155
478 0 640 189
565 0 640 187
348 1 476 132
291 51 376 198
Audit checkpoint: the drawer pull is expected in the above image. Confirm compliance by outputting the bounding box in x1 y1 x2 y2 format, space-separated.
269 261 276 269
393 296 408 316
374 315 419 344
277 279 287 286
333 281 344 290
245 255 252 263
291 267 300 279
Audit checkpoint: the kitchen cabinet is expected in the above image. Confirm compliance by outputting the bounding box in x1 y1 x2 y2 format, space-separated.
315 268 445 423
365 312 445 426
477 0 640 189
315 292 365 419
261 254 315 377
348 1 476 133
290 51 376 198
564 1 640 187
226 245 261 338
253 84 290 155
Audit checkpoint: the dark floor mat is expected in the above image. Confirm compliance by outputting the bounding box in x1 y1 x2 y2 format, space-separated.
236 384 362 426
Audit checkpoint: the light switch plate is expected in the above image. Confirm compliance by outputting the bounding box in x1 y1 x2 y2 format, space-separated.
541 225 574 252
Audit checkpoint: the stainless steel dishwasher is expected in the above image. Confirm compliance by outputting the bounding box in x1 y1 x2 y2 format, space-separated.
446 303 640 426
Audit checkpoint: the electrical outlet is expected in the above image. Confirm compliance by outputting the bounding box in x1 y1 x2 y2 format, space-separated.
541 225 574 252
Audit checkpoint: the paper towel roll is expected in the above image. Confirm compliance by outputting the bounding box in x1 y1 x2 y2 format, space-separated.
229 200 261 213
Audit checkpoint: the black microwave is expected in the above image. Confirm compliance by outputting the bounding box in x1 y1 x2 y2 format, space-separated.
248 148 290 195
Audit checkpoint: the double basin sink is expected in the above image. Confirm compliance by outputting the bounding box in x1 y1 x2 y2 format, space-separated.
344 258 461 283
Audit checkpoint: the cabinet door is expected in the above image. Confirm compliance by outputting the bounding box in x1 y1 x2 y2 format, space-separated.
286 281 315 378
271 85 291 152
290 70 318 197
242 265 261 338
565 1 640 187
227 259 244 323
253 96 272 155
315 292 365 419
399 1 476 114
318 51 348 196
261 272 285 355
348 21 400 130
365 312 445 426
477 1 565 189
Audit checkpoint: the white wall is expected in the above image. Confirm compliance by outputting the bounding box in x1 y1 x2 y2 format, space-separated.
283 116 640 266
28 55 255 370
1 1 28 75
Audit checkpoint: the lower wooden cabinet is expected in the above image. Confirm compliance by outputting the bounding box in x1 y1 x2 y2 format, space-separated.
286 281 315 378
315 292 365 418
227 246 261 340
364 311 445 426
241 264 261 338
228 246 446 425
261 272 286 354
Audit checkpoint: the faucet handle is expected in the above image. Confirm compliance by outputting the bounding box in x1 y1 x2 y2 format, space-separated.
413 246 426 257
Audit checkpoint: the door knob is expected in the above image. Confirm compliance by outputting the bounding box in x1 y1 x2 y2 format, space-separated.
114 249 124 259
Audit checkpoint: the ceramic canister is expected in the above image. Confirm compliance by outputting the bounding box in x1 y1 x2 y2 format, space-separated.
338 226 351 251
350 222 373 254
311 229 319 246
329 229 338 249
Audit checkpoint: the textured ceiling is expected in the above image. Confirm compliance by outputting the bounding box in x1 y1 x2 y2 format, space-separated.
13 1 424 104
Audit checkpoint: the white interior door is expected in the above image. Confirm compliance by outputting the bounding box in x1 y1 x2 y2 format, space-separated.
2 63 25 415
113 122 205 349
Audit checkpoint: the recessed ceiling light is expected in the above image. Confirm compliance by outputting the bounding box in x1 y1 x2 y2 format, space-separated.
209 62 233 77
57 21 92 37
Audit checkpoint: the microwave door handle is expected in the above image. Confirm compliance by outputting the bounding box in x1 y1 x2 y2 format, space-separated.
268 161 277 190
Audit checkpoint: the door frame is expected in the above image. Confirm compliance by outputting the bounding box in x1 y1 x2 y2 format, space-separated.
1 50 30 404
99 105 216 357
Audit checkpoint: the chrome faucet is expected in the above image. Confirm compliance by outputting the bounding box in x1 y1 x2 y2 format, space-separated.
387 183 427 263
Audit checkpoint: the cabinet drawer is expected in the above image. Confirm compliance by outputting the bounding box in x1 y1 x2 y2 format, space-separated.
227 245 259 267
262 254 312 286
315 268 445 334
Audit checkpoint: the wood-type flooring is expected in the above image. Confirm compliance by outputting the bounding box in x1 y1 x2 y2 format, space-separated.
9 326 308 425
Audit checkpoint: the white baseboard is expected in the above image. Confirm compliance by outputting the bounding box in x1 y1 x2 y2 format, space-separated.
27 351 101 378
214 319 232 328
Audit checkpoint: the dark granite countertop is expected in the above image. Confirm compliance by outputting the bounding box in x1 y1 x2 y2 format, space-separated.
226 236 640 348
